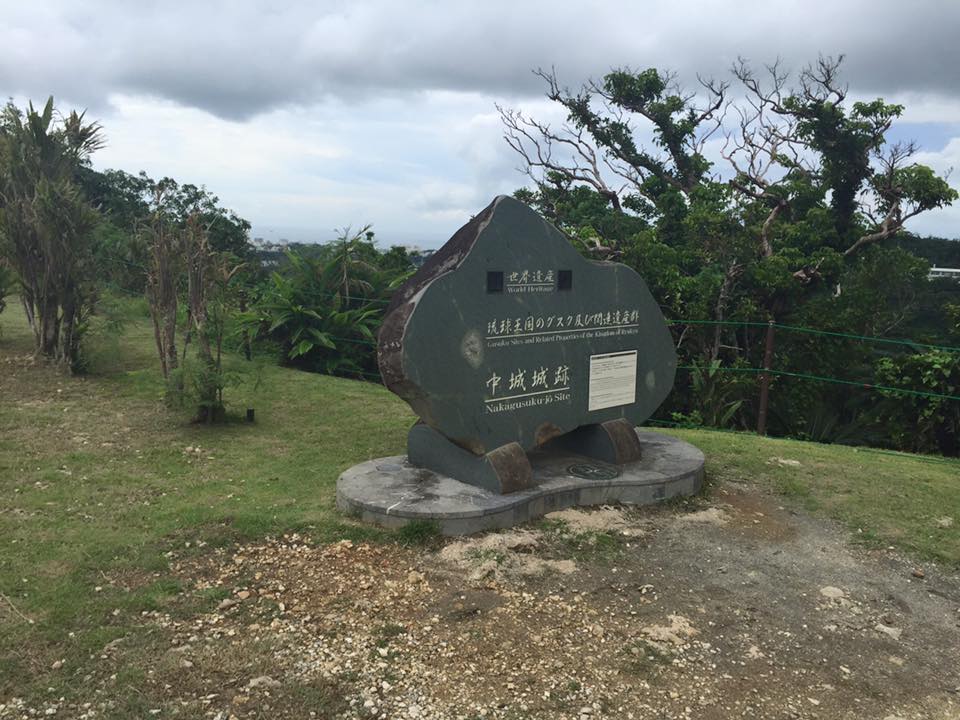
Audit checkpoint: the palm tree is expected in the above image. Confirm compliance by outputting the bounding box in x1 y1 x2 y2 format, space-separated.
329 225 377 305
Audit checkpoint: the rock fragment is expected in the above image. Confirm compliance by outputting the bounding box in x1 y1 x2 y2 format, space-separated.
875 624 902 641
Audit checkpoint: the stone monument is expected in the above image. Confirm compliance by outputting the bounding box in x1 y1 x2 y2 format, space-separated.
337 196 704 534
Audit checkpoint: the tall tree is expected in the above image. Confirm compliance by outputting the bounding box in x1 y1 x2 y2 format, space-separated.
184 211 218 421
0 97 104 369
142 179 182 379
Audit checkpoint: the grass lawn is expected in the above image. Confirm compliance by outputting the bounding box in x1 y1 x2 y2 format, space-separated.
1 295 958 710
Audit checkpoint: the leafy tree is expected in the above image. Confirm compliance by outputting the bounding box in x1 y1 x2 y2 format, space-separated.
179 211 246 422
78 167 151 231
730 57 956 262
0 97 104 369
92 170 256 423
899 234 960 268
377 245 415 275
76 168 255 387
76 168 255 296
502 57 955 325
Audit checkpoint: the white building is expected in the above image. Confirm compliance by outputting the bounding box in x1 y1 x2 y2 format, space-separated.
929 266 960 281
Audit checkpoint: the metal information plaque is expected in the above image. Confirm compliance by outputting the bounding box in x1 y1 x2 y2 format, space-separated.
588 350 638 412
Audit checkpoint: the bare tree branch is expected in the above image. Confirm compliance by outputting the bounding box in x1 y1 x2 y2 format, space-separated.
844 141 920 257
498 103 624 211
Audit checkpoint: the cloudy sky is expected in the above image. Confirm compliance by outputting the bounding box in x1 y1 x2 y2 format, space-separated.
4 0 960 247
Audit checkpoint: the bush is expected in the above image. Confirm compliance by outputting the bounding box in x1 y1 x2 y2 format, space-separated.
875 351 960 455
241 234 409 380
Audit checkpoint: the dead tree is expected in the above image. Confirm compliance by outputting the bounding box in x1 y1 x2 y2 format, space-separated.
143 183 180 380
499 103 626 213
725 59 813 260
184 211 219 422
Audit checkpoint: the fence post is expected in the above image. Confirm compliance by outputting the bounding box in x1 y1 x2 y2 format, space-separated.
757 320 776 435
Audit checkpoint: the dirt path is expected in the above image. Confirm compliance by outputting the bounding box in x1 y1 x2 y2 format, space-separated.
12 482 959 720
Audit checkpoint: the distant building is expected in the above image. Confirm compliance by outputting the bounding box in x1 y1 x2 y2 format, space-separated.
252 238 291 267
405 246 436 269
929 266 960 282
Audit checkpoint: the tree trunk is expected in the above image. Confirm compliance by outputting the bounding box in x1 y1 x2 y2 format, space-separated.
38 293 60 359
161 305 178 380
239 294 252 361
19 287 39 348
185 214 220 423
147 285 179 380
146 220 179 381
710 261 741 362
150 308 167 378
60 288 77 369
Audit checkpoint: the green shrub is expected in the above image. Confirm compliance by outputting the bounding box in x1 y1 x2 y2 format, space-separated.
875 350 960 455
240 238 390 380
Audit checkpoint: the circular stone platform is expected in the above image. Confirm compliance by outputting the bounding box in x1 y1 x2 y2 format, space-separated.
336 430 704 536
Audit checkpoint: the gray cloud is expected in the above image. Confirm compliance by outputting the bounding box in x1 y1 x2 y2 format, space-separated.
4 1 960 120
4 0 960 243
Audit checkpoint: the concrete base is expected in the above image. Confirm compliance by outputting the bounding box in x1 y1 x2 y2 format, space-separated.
336 430 705 536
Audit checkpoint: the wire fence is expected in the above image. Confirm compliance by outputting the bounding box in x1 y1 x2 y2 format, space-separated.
65 275 960 463
255 317 960 404
668 319 960 354
675 364 960 402
97 279 960 403
74 244 960 460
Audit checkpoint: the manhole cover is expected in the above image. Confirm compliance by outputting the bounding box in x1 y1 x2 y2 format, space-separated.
567 462 620 481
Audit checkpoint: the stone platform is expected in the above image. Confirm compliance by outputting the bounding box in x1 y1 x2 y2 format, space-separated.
336 430 704 536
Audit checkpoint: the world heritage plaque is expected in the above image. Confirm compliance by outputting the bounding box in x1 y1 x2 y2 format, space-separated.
337 196 704 534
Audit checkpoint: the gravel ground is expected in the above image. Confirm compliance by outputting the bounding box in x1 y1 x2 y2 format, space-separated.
4 481 959 719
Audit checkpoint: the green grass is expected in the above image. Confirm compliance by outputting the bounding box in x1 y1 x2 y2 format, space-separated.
1 295 959 709
395 518 443 546
535 518 625 563
0 298 412 705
